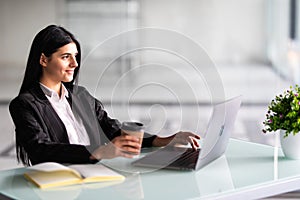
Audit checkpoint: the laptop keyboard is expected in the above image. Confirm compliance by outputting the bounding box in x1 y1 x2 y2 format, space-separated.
132 146 201 170
168 148 200 169
135 147 187 166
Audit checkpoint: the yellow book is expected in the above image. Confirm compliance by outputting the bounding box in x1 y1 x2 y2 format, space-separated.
24 162 125 189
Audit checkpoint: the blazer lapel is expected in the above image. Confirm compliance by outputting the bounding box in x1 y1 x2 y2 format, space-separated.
29 84 70 143
69 88 101 147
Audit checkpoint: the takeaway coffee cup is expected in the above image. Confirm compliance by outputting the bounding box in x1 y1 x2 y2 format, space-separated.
121 122 144 147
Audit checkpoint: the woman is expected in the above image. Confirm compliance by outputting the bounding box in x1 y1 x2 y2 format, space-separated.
9 25 200 166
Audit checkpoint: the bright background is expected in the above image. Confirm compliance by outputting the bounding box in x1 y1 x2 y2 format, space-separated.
0 0 297 177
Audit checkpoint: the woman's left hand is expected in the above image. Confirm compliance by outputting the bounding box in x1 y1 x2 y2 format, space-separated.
152 131 200 150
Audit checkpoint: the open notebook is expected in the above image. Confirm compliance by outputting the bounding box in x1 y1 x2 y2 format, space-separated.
24 162 125 189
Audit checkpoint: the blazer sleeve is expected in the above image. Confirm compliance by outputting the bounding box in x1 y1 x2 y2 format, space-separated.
9 95 96 165
94 98 157 147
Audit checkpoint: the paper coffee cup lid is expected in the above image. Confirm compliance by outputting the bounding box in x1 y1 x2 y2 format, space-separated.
121 122 144 131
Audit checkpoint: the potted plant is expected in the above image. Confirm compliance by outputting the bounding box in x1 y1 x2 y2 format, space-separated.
263 85 300 159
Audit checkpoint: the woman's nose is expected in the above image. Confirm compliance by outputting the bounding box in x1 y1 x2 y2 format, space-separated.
70 56 78 68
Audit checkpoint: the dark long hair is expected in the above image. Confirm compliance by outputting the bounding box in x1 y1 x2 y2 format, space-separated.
19 24 81 94
17 25 81 165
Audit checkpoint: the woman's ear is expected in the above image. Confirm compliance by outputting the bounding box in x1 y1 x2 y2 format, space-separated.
39 53 48 67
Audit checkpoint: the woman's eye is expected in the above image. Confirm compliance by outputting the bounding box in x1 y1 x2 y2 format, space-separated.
62 55 70 59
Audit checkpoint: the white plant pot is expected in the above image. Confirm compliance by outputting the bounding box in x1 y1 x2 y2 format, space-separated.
280 130 300 159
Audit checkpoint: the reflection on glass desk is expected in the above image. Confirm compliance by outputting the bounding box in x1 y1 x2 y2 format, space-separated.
1 139 300 200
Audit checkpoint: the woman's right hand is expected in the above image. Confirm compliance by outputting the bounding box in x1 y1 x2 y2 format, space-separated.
90 135 142 160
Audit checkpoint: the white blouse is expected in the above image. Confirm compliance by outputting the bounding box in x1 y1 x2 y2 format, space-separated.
39 83 90 145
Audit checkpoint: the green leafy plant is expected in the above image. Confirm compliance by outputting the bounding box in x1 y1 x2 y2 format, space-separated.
263 85 300 137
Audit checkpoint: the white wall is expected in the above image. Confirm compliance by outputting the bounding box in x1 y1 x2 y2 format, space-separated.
0 0 61 68
140 0 268 65
0 0 268 68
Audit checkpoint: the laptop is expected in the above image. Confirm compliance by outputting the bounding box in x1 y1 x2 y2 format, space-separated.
132 96 242 170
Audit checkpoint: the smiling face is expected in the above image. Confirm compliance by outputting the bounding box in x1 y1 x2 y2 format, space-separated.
39 42 78 91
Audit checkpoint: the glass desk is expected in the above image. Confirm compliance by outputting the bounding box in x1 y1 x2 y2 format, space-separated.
1 139 300 200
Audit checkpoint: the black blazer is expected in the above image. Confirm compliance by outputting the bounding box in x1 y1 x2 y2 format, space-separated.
9 84 156 165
